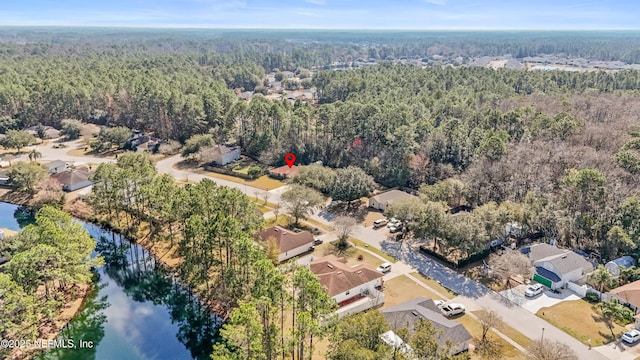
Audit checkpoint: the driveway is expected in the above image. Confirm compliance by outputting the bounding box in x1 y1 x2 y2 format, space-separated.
499 284 582 314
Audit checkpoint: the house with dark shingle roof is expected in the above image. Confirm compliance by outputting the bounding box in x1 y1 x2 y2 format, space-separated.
309 255 384 318
259 226 314 262
369 189 418 211
382 297 472 356
51 167 93 192
527 243 594 290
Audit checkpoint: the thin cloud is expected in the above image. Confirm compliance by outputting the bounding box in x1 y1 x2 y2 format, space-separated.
424 0 447 5
304 0 327 5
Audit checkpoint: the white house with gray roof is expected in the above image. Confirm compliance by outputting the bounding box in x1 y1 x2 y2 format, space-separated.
382 297 472 355
526 243 594 290
369 189 418 211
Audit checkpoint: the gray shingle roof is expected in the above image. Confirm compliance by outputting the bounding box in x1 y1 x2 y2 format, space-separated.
534 252 593 276
528 243 566 263
370 190 417 205
382 297 472 350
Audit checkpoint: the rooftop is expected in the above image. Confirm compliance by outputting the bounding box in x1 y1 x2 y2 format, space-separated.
382 297 472 349
309 254 383 297
259 225 313 254
370 189 418 204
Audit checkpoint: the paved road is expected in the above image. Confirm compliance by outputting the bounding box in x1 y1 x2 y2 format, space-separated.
33 140 612 359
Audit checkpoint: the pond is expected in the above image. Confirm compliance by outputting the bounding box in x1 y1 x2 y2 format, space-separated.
0 202 220 360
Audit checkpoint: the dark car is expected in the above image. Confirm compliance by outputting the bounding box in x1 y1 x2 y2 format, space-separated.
314 238 323 245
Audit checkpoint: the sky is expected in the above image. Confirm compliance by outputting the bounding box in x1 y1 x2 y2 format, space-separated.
0 0 638 30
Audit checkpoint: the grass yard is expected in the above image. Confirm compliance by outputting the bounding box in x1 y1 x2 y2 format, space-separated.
381 275 445 309
265 214 292 227
202 171 285 190
409 272 458 299
350 238 397 263
321 241 387 271
454 315 522 360
362 210 386 226
472 310 532 348
536 299 627 346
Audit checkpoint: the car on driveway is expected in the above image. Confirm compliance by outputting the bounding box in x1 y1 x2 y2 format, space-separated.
387 218 402 227
389 225 402 233
441 303 465 317
314 238 323 245
433 299 445 307
373 219 388 228
376 262 392 273
622 329 640 344
525 283 544 297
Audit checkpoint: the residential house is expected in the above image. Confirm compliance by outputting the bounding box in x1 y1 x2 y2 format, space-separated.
210 145 241 166
43 128 61 139
258 226 315 263
51 167 93 192
369 189 418 211
309 255 384 318
269 165 298 179
605 256 636 276
525 243 594 290
381 297 472 356
43 160 69 175
608 280 640 312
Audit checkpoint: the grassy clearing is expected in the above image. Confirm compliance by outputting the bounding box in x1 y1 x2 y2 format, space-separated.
320 241 387 271
454 315 522 360
202 171 285 190
536 299 627 346
381 275 445 309
409 271 458 299
264 214 292 227
473 310 532 348
350 238 397 263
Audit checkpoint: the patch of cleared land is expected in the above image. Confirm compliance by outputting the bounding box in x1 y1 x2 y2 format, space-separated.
381 275 445 309
350 238 397 263
200 171 285 190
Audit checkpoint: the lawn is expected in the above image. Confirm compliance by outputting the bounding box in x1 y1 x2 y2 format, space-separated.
409 272 458 300
472 310 532 348
454 315 522 360
320 241 387 271
202 171 285 190
381 275 445 309
536 299 627 346
264 214 292 227
350 238 397 263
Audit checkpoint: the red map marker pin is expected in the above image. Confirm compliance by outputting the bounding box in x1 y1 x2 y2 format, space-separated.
284 153 296 168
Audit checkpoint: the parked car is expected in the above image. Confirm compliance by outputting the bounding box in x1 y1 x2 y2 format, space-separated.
376 262 392 273
441 303 466 317
433 300 445 307
622 329 640 344
387 218 402 228
525 283 544 297
308 246 315 252
373 218 389 228
389 225 402 233
313 238 323 245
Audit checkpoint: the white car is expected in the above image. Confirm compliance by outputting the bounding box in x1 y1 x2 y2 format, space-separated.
441 303 465 317
433 300 445 308
376 262 392 273
387 218 402 228
525 283 544 297
622 329 640 344
373 218 388 228
389 225 402 233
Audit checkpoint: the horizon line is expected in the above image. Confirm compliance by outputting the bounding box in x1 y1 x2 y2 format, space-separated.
1 25 639 32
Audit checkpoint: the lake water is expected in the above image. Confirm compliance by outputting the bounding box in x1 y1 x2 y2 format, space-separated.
0 202 220 360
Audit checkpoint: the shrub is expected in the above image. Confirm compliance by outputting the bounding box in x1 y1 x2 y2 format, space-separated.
584 291 600 303
247 166 263 178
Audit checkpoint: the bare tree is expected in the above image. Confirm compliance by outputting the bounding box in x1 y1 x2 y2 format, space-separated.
488 251 532 289
526 339 578 360
334 216 357 253
475 310 503 359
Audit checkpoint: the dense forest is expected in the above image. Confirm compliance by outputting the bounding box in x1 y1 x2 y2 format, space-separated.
3 29 640 358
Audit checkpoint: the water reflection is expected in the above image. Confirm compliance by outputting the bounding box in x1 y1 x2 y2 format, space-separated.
36 220 220 359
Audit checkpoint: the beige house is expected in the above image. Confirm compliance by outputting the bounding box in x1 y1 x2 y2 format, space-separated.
310 255 384 318
369 189 418 211
259 226 314 263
